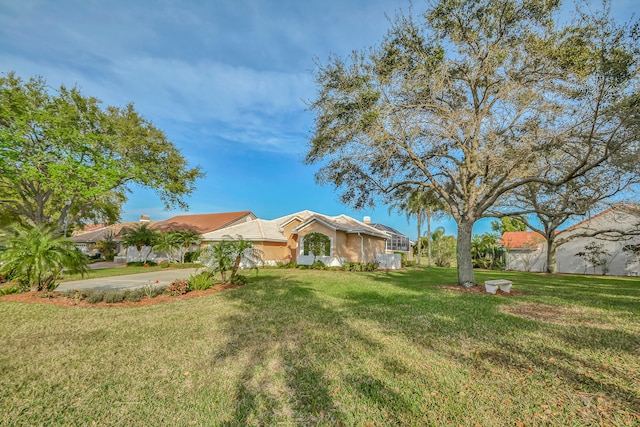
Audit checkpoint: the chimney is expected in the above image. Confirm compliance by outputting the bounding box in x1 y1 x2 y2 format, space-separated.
363 216 371 224
139 215 151 222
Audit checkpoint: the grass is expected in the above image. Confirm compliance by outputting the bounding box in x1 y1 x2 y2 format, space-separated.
1 267 638 426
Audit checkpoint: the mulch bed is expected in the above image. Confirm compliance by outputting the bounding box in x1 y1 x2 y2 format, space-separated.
0 283 241 308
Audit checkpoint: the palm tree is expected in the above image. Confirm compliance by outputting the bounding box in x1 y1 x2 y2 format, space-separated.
199 238 263 283
94 231 118 260
0 224 88 291
174 229 202 264
152 231 180 263
199 240 236 283
229 238 263 280
429 227 457 267
389 187 448 267
471 233 505 270
121 224 158 263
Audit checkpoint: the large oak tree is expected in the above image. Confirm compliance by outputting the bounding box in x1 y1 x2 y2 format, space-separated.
305 0 639 286
0 73 203 229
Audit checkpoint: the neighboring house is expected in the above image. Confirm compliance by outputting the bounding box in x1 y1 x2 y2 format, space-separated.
499 231 546 272
70 218 160 256
500 206 640 276
153 211 256 233
201 210 392 267
71 211 256 262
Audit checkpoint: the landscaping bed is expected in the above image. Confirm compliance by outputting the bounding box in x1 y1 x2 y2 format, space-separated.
0 283 241 308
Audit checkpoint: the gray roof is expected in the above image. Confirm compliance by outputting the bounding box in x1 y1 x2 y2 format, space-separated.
370 223 408 238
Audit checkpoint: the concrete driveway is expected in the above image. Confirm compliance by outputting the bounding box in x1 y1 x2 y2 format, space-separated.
56 268 198 292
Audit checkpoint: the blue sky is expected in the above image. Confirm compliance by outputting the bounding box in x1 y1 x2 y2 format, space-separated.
1 0 635 240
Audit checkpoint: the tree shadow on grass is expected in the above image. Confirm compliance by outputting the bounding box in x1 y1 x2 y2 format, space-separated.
345 269 640 418
462 335 640 416
212 275 356 425
210 270 639 424
211 272 440 425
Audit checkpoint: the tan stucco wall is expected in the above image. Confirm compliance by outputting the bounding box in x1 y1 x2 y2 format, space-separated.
297 222 337 259
343 233 385 263
283 219 302 263
298 222 386 263
256 241 288 262
299 222 337 241
334 231 347 258
344 233 361 261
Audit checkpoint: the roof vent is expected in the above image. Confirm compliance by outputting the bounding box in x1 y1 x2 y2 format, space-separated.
363 216 371 224
139 215 151 222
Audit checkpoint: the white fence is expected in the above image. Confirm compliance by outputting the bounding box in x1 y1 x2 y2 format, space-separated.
375 253 402 270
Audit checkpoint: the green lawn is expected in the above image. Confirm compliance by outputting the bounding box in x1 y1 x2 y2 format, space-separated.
1 268 638 426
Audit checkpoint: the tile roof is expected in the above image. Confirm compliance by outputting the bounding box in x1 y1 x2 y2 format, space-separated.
499 231 545 249
294 213 390 239
71 211 255 242
202 210 390 242
70 221 160 243
202 219 287 242
153 211 255 234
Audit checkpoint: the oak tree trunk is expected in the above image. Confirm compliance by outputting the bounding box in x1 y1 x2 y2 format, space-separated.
456 220 475 287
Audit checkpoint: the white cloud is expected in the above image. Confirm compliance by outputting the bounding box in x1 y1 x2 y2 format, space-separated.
106 57 314 122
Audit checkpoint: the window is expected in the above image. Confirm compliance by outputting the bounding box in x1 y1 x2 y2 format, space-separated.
386 234 410 252
303 232 331 256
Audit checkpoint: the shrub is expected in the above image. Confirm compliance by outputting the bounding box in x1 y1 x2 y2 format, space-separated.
159 261 170 268
124 288 143 302
58 286 168 304
126 261 157 267
311 260 326 270
395 251 408 266
85 290 105 304
276 261 297 269
364 262 379 271
342 262 378 272
0 285 20 296
166 279 189 296
188 271 215 290
142 284 166 298
342 262 362 272
184 251 199 263
127 261 144 267
230 274 248 286
70 290 88 303
103 290 126 303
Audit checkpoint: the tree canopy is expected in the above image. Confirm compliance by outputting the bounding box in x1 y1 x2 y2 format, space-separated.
0 72 203 229
305 0 639 286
